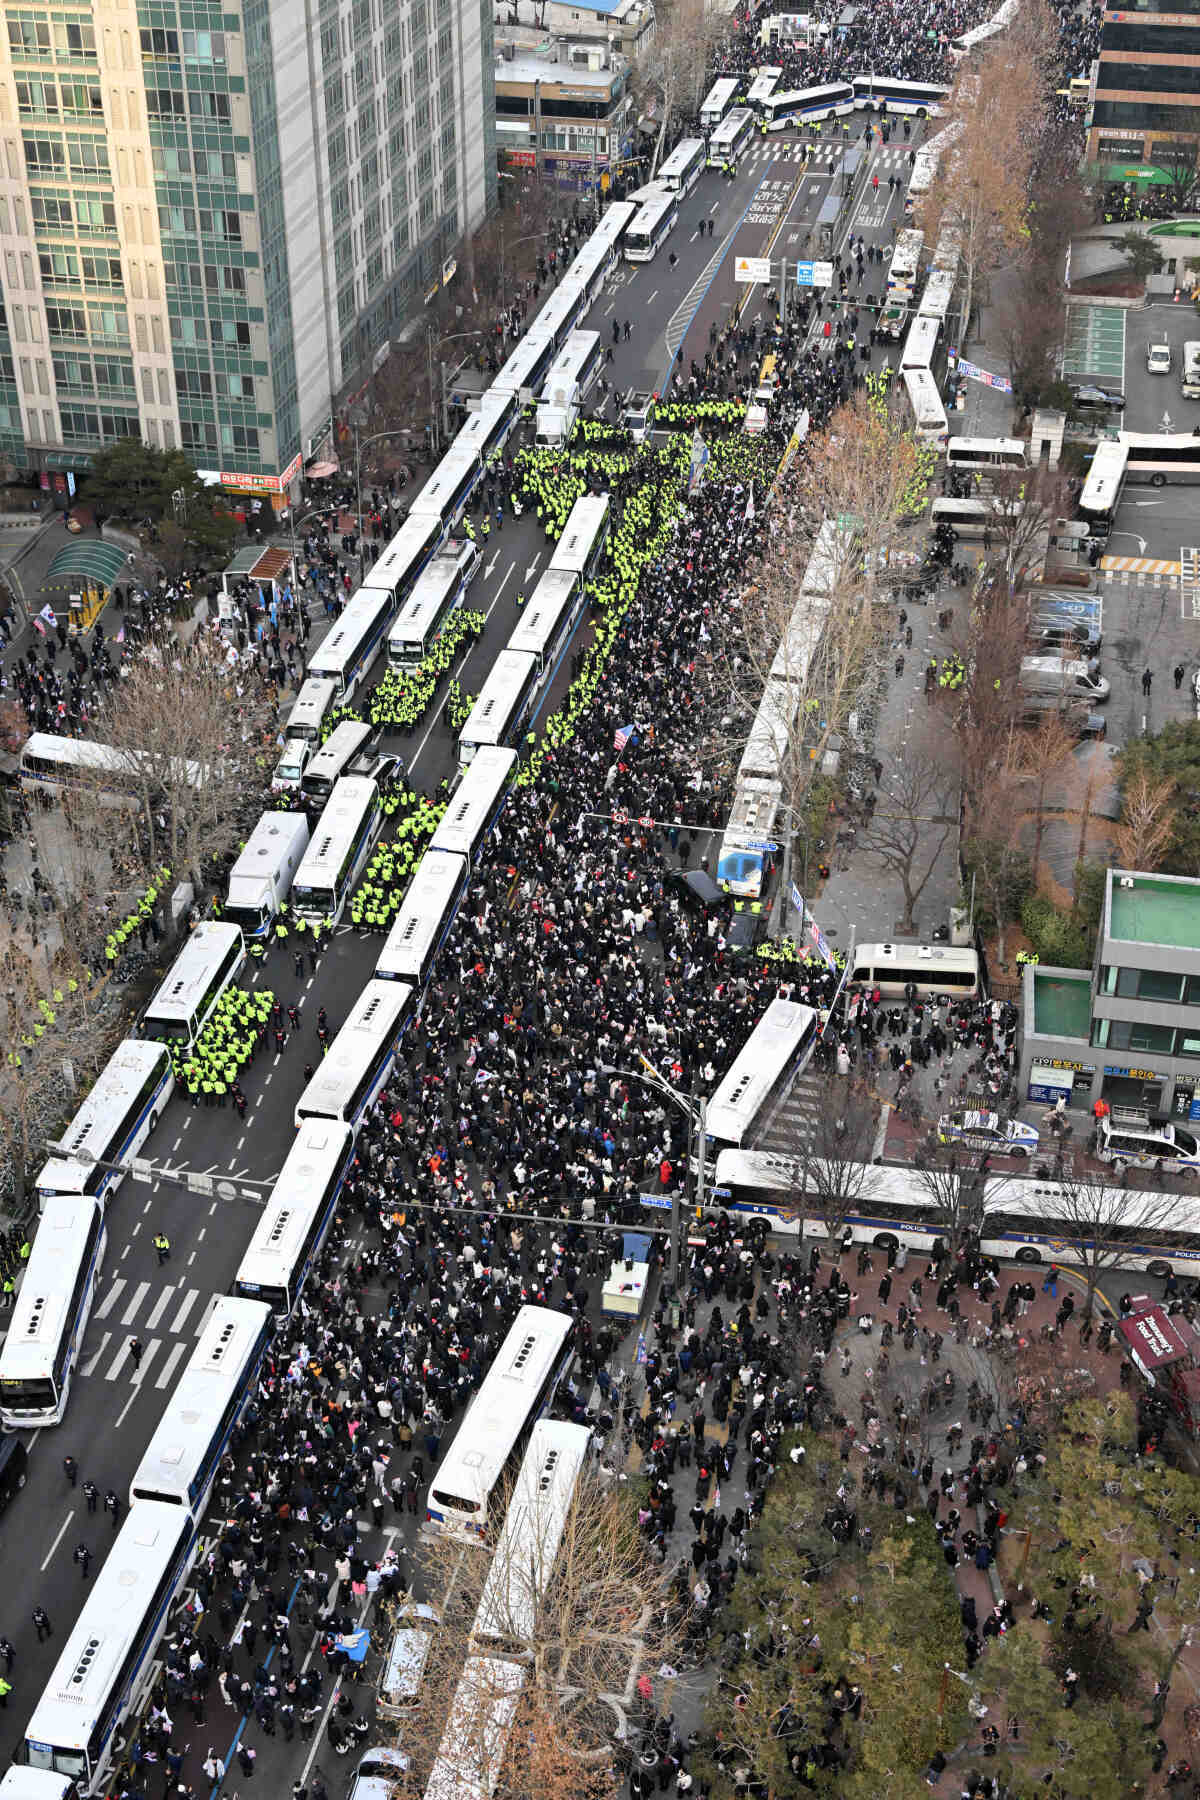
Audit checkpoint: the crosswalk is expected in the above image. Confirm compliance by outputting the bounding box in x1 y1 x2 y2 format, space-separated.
741 139 914 175
755 1071 825 1155
81 1278 217 1387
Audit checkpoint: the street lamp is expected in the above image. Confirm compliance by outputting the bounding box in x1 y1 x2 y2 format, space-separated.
353 426 403 583
498 226 552 301
284 502 335 598
426 328 486 459
599 1052 707 1300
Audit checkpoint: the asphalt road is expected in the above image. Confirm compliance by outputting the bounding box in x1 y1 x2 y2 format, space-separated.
0 117 939 1794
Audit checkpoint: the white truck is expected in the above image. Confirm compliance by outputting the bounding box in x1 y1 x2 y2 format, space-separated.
223 811 311 938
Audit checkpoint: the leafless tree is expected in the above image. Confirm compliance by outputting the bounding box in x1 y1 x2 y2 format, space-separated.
93 632 273 886
401 1465 682 1791
1113 767 1178 873
0 932 119 1212
797 1097 885 1250
912 1143 989 1265
635 0 721 175
859 739 960 937
1034 1172 1184 1311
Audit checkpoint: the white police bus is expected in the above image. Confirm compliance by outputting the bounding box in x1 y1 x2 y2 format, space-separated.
305 585 399 703
138 922 245 1049
290 774 383 924
375 849 469 988
34 1038 174 1212
234 1119 356 1315
22 1503 199 1793
706 998 820 1154
426 747 518 872
0 1195 106 1428
293 978 416 1135
129 1295 273 1519
426 1306 576 1536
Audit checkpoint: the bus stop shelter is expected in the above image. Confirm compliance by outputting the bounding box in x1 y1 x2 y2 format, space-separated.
44 540 132 633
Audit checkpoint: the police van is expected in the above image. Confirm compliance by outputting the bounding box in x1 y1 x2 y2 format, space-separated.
1098 1108 1200 1174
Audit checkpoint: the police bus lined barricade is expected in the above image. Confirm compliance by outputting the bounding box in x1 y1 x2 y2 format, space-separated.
137 923 246 1051
289 774 384 925
34 1039 175 1213
233 1119 356 1316
0 1195 106 1429
128 1295 273 1520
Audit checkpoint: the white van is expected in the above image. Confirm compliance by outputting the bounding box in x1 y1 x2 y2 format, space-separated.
377 1602 439 1719
1019 655 1110 704
1098 1109 1200 1175
271 738 311 794
286 676 338 744
1147 338 1172 375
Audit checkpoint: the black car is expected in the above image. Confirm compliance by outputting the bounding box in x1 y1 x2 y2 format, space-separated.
0 1435 28 1513
728 907 767 959
667 868 730 919
1071 384 1125 412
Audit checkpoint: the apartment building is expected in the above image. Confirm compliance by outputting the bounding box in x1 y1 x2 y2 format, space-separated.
0 0 495 498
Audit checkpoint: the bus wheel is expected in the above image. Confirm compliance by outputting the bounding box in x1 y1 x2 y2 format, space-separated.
1152 473 1166 488
872 1232 899 1251
1147 1260 1172 1280
1015 1245 1042 1263
148 1111 158 1134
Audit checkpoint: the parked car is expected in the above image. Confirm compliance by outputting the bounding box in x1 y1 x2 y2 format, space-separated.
0 1436 28 1514
377 1602 438 1720
1019 700 1107 740
1071 384 1125 412
1027 623 1102 676
349 1749 410 1800
936 1109 1040 1157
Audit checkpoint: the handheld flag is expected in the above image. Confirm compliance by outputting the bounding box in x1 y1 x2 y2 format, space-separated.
614 723 637 753
745 485 755 522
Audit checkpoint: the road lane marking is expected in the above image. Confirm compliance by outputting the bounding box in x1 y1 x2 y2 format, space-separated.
80 1331 111 1377
96 1278 126 1320
41 1508 75 1571
120 1281 150 1326
143 1286 176 1331
169 1289 200 1334
154 1340 189 1390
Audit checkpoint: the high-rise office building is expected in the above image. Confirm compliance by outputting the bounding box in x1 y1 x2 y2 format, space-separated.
0 0 495 500
1087 0 1200 186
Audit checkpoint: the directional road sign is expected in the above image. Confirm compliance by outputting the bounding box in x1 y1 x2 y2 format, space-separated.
795 260 834 287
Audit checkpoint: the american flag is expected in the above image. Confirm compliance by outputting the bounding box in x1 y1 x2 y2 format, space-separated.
613 722 634 752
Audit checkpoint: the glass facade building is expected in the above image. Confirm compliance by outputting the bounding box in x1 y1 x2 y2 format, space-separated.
0 0 495 493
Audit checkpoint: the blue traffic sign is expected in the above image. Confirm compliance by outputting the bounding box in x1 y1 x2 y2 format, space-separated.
640 1194 673 1210
744 838 779 853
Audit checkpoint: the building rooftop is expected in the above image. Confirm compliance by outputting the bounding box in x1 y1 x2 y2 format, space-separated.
496 53 617 85
1032 969 1092 1041
1108 871 1200 950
